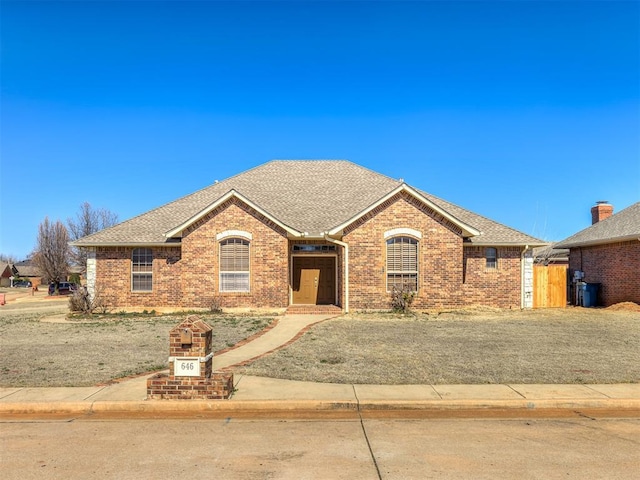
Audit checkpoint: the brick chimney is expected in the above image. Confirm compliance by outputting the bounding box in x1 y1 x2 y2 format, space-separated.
591 201 613 224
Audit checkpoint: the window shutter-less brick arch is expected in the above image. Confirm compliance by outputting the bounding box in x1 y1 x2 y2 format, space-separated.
219 238 250 292
386 236 418 292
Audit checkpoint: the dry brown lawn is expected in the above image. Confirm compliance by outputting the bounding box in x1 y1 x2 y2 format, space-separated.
1 302 638 387
0 310 273 387
237 306 640 385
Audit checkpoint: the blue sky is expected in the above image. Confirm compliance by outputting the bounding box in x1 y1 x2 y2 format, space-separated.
1 0 639 261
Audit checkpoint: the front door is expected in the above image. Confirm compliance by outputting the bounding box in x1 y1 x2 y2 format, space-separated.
292 257 335 305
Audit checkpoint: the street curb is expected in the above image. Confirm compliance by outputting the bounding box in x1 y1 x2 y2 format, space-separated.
2 398 639 419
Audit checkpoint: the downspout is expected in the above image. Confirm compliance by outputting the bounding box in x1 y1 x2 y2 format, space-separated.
521 245 530 309
324 234 349 313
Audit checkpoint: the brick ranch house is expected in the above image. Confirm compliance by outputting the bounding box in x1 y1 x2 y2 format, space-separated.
556 201 640 307
72 160 546 312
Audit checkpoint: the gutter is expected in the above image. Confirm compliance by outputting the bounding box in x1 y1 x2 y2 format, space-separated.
555 234 640 249
324 234 349 313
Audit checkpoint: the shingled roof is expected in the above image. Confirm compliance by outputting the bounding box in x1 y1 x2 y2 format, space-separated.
72 160 544 247
555 201 640 248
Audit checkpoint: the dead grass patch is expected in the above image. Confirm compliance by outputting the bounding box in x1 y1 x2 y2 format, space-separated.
237 307 640 385
0 310 273 387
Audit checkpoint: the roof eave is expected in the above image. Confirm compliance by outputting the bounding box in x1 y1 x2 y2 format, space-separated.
70 241 182 248
328 184 481 238
555 235 640 249
464 241 549 247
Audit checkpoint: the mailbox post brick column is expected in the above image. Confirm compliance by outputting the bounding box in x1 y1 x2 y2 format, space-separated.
147 315 233 400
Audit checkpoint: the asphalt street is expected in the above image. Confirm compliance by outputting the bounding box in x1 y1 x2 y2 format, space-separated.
2 416 639 479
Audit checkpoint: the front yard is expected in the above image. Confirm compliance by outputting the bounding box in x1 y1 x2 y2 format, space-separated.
238 306 640 385
1 304 638 387
0 311 273 387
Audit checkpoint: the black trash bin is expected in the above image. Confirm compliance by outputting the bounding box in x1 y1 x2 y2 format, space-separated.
583 283 601 307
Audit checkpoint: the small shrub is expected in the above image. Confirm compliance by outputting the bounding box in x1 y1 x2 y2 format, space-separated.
69 288 91 313
390 283 416 314
68 284 111 314
209 296 223 314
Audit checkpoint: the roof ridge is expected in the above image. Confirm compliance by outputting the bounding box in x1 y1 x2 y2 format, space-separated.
269 159 404 182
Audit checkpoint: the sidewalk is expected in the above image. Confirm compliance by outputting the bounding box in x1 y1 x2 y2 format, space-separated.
1 314 639 419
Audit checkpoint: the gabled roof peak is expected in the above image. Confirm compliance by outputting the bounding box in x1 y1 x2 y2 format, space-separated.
72 159 544 248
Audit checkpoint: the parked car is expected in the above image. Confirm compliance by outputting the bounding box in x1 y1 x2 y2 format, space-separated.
13 280 32 288
48 282 78 295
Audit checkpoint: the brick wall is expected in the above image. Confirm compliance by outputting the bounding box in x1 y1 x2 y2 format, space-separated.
95 246 183 308
180 199 289 309
95 193 524 311
147 373 234 400
94 198 290 310
343 192 523 310
461 246 523 308
568 240 640 306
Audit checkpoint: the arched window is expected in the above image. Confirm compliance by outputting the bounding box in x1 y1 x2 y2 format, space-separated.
386 236 418 292
132 248 153 291
486 247 498 269
219 238 250 292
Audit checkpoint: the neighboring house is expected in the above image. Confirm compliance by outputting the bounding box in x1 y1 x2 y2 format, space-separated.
1 260 82 289
72 160 546 312
13 260 44 287
0 263 19 287
1 261 43 288
556 201 640 307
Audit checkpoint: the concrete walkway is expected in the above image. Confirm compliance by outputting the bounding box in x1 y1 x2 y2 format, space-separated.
1 313 639 418
213 314 328 369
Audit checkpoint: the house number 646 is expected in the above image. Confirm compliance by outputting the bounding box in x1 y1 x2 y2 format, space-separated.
175 359 200 377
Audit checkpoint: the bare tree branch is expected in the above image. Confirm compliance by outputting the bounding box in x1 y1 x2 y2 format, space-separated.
0 254 19 264
32 217 70 285
67 202 119 269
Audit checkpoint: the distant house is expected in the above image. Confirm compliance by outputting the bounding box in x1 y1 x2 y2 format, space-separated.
1 262 42 287
0 263 19 287
556 201 640 306
72 160 546 312
1 260 83 288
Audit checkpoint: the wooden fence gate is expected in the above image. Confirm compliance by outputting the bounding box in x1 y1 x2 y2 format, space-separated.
533 265 567 308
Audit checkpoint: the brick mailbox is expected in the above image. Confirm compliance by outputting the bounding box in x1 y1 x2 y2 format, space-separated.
147 316 234 400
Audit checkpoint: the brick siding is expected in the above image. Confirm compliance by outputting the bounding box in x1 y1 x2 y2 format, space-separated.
180 198 289 309
94 193 523 311
461 246 523 308
94 198 289 310
95 246 183 308
344 192 522 310
568 240 640 306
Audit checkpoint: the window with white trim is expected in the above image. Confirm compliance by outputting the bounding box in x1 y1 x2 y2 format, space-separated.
485 247 497 269
132 248 153 291
386 236 418 292
219 238 250 292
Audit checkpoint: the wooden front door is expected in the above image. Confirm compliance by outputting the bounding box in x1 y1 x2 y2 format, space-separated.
292 257 335 305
